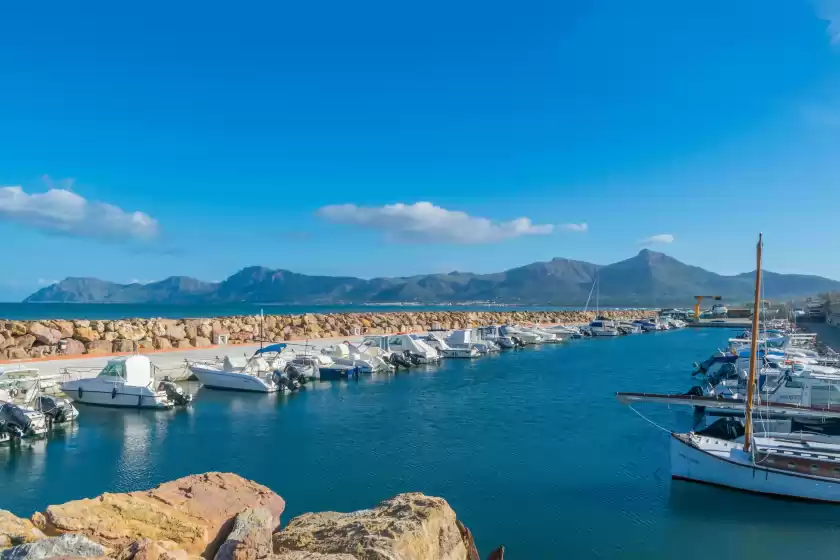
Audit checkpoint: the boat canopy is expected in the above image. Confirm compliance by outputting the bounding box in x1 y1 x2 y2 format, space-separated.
255 343 287 354
98 356 153 387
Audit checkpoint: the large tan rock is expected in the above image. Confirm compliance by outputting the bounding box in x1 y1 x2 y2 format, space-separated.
117 325 147 342
1 347 29 360
85 340 114 355
61 338 86 356
53 320 75 338
32 473 284 557
192 337 212 348
166 324 187 341
213 508 272 560
74 327 100 343
15 334 37 350
272 493 469 560
115 538 188 560
154 337 173 351
0 509 45 547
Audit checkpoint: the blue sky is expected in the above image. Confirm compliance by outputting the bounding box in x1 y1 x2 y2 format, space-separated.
1 0 839 300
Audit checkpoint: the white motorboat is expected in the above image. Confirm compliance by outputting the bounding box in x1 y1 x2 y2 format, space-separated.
520 326 564 343
62 356 187 409
500 325 542 345
424 332 479 358
589 319 620 337
321 341 392 372
363 334 440 363
617 321 642 334
189 344 289 393
0 366 79 425
475 326 517 348
0 402 48 445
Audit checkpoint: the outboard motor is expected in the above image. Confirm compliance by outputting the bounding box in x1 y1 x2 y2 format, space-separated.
283 364 307 386
157 381 193 406
510 336 525 348
390 352 412 369
407 351 423 365
0 403 33 437
37 395 77 424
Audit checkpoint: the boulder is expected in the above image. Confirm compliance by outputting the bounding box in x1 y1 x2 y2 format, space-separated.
9 322 28 336
154 337 173 351
115 538 188 560
0 510 44 547
61 338 86 356
73 319 91 328
272 493 469 560
0 333 5 349
1 347 29 360
85 340 114 355
213 508 272 560
91 320 106 333
192 337 212 348
117 325 146 342
275 553 356 560
113 340 137 353
185 325 198 339
15 335 37 350
28 345 54 359
53 321 75 338
198 324 213 339
165 324 187 341
73 327 100 343
32 473 284 557
176 340 193 349
0 534 108 560
104 332 119 342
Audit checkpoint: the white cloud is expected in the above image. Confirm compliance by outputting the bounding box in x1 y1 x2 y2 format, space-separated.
37 278 58 286
639 234 675 245
817 0 840 45
559 223 588 233
317 202 554 244
0 183 158 242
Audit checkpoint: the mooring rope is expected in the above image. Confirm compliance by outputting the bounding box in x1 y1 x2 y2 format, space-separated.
628 405 672 434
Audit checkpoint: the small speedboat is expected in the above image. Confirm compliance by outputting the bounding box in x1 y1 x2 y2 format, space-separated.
0 402 47 445
188 344 288 393
62 356 185 409
423 332 479 359
0 366 79 426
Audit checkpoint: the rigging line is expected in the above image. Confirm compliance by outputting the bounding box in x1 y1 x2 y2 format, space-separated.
628 405 672 434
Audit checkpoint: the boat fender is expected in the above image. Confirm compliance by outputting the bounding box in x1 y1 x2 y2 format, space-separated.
112 387 118 399
138 395 142 407
78 387 83 399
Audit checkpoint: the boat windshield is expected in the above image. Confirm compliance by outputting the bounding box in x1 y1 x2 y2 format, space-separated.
98 361 126 379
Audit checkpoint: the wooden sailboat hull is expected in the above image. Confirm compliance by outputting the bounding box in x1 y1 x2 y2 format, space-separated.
670 433 840 502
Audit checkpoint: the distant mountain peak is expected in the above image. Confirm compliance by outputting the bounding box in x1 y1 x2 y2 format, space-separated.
23 252 840 305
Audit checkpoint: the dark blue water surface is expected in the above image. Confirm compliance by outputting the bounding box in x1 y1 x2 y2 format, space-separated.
4 329 840 558
0 303 617 321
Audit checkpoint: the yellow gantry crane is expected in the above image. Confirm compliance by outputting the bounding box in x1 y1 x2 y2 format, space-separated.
694 295 722 320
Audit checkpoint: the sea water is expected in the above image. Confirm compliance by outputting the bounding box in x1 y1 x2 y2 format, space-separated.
3 329 840 558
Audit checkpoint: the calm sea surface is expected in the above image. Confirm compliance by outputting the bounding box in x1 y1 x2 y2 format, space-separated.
0 303 613 321
4 329 840 558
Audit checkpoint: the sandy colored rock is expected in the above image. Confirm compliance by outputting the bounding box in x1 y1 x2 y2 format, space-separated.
275 554 356 560
73 327 100 343
14 334 37 350
115 538 188 560
176 340 193 349
85 340 114 355
32 473 284 558
0 510 45 548
117 325 146 342
166 324 187 341
61 338 86 357
192 337 212 348
53 321 75 338
273 493 468 560
113 339 137 353
154 337 173 351
213 508 272 560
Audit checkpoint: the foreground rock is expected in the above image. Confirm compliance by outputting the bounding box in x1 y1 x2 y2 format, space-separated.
5 473 497 560
0 534 108 560
0 309 657 360
32 473 285 557
0 511 44 548
273 493 471 560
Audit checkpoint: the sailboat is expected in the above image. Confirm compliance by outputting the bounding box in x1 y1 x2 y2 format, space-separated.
669 234 840 502
587 273 619 337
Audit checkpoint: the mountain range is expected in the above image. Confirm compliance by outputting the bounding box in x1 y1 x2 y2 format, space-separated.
23 250 840 306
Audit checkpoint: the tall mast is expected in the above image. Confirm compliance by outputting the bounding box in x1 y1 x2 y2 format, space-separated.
743 233 763 454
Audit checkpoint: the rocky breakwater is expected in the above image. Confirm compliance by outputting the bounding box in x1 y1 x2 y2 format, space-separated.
0 472 502 560
0 309 657 360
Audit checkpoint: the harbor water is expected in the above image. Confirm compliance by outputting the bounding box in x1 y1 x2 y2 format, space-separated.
4 329 840 557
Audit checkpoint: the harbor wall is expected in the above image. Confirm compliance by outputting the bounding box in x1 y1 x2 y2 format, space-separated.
0 471 499 559
0 309 656 361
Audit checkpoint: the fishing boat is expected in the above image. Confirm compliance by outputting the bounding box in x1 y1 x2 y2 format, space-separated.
588 319 620 337
321 341 392 372
669 234 840 501
188 344 289 392
62 356 191 408
423 332 480 358
0 366 78 425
